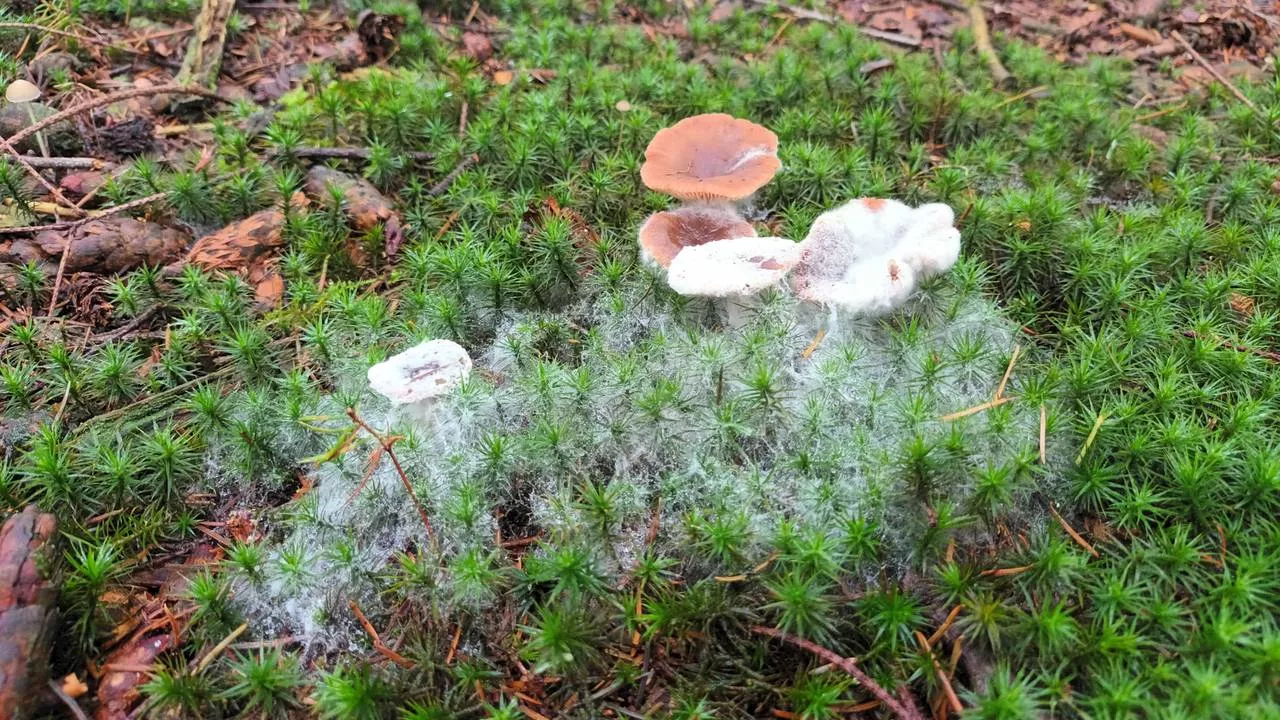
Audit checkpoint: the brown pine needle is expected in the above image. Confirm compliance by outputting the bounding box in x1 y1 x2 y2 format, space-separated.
192 622 248 674
446 623 463 665
801 328 827 359
914 631 963 715
1049 503 1098 557
349 600 414 668
1170 30 1260 115
927 605 964 647
994 343 1021 400
980 564 1032 577
1075 411 1109 465
940 395 1014 422
346 408 435 540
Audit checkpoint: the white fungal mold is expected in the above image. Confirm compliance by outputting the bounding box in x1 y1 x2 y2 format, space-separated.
367 339 472 419
666 236 802 298
792 198 961 316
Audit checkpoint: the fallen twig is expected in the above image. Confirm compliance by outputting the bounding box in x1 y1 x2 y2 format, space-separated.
0 190 168 236
346 408 435 540
429 153 479 196
4 84 227 150
914 632 963 715
0 136 80 211
742 0 921 47
1038 404 1047 464
752 626 926 720
966 0 1011 86
1170 31 1260 116
11 157 106 170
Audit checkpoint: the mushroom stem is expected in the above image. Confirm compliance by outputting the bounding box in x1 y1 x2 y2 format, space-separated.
25 106 49 158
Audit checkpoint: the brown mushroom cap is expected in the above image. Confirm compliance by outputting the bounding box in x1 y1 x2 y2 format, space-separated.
638 206 757 268
640 114 781 202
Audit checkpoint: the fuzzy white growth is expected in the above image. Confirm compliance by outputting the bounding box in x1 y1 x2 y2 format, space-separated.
367 339 472 417
666 236 801 297
795 199 961 315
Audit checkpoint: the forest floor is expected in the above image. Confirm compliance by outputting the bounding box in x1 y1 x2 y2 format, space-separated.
2 0 1280 719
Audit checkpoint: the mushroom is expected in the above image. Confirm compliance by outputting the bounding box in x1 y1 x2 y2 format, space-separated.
792 198 961 319
367 339 472 422
666 236 801 297
637 205 756 269
5 80 47 158
640 113 781 203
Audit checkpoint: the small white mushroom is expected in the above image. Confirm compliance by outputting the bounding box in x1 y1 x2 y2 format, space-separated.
367 339 472 421
5 80 48 158
793 198 961 317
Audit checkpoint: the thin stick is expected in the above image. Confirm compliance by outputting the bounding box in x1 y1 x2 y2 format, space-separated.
429 153 479 196
1 189 168 236
994 343 1021 400
914 632 963 715
939 395 1014 422
46 680 91 720
1170 31 1260 115
1049 503 1098 557
741 0 921 46
5 84 227 149
992 85 1049 110
8 156 105 170
967 0 1011 86
192 622 248 674
346 408 435 540
0 136 79 210
1075 411 1109 465
445 623 462 664
752 626 926 720
1038 404 1047 464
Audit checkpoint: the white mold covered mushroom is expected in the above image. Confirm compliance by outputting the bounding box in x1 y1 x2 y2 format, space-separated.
791 197 961 319
367 339 472 422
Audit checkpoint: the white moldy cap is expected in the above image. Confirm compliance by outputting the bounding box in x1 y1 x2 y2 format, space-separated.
792 198 960 314
666 236 801 298
367 339 472 406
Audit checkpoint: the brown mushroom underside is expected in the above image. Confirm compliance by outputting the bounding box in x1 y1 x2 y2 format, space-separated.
638 206 756 268
640 113 781 202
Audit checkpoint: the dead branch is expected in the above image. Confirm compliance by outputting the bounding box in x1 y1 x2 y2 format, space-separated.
4 84 226 150
967 0 1011 86
11 157 106 170
346 408 436 540
1170 31 1261 116
751 626 926 720
429 153 479 196
280 147 435 162
742 0 921 47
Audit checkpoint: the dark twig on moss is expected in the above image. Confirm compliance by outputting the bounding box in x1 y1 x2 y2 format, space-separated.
1170 31 1261 116
751 626 926 720
346 407 436 540
966 0 1011 86
0 191 168 236
4 84 227 150
742 0 921 47
429 154 479 196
